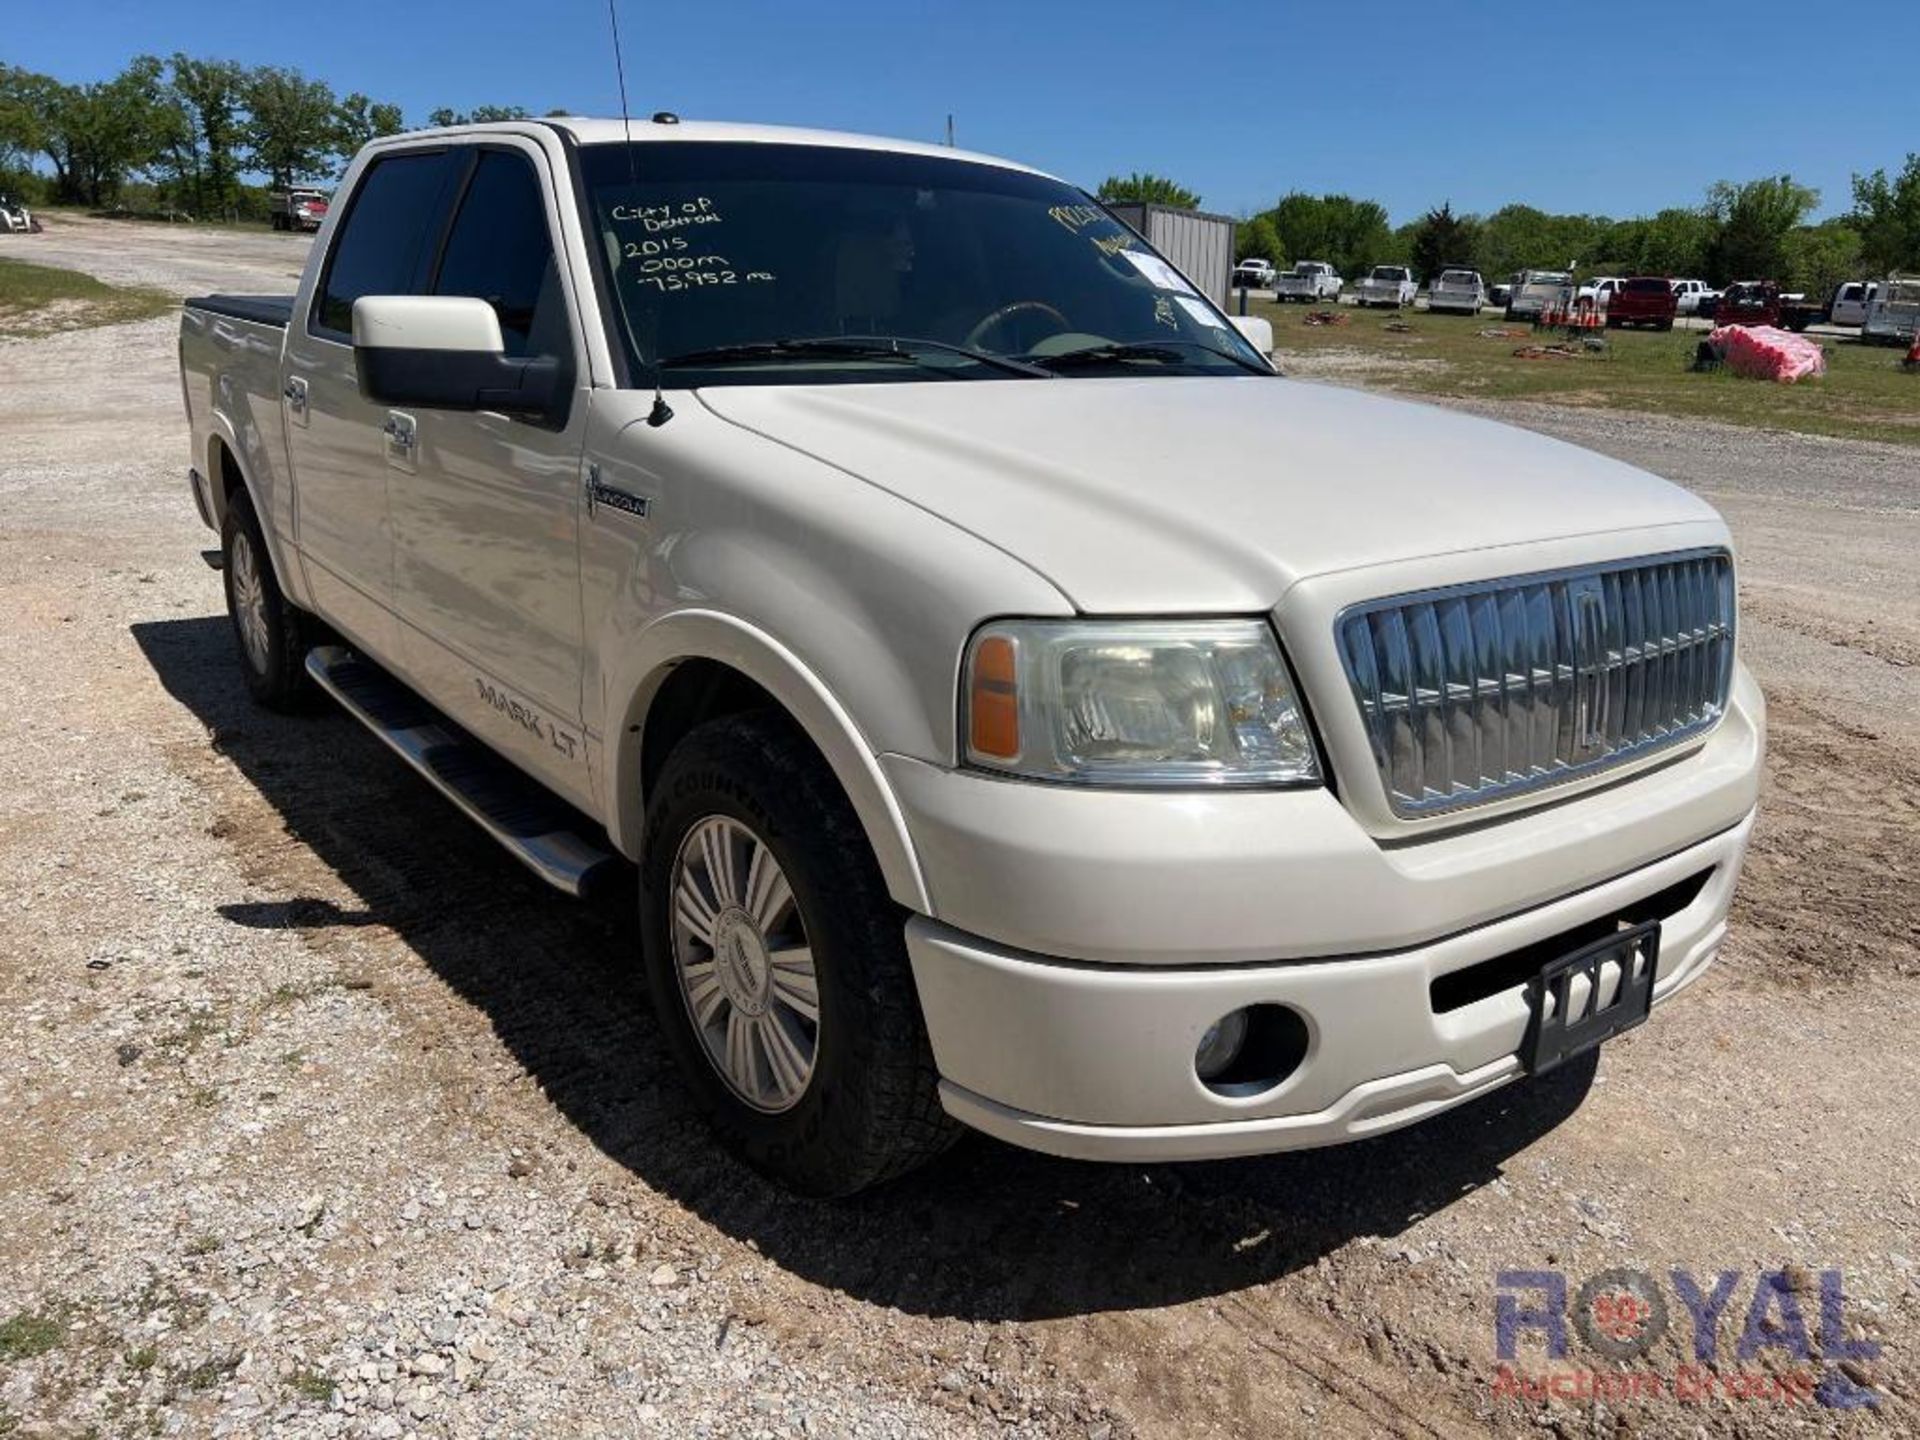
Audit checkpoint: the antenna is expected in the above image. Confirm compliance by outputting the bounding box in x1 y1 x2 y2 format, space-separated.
946 113 955 147
606 0 669 422
606 0 637 182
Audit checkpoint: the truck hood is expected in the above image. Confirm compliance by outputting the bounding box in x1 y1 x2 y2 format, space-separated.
696 376 1723 612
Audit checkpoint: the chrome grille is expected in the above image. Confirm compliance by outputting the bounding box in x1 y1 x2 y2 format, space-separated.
1336 551 1735 817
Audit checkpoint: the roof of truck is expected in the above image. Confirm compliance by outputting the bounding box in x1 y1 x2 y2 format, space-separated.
424 116 1054 181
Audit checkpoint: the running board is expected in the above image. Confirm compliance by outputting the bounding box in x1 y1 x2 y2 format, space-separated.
304 645 616 898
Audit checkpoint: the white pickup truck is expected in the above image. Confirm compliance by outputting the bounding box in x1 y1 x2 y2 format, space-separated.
1356 264 1417 308
1427 268 1486 315
1670 279 1718 317
1863 275 1920 345
1272 259 1342 303
180 117 1762 1194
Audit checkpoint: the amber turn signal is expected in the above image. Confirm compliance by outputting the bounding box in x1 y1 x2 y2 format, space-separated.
968 634 1020 760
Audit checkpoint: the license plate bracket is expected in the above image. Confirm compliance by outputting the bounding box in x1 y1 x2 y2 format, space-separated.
1522 920 1660 1075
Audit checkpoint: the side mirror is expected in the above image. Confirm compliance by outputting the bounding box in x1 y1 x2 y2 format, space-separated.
1229 314 1274 360
352 295 563 423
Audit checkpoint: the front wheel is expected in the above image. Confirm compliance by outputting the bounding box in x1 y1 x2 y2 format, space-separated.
639 715 958 1195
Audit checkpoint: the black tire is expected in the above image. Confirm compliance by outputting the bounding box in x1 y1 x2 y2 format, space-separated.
220 490 314 710
639 714 958 1195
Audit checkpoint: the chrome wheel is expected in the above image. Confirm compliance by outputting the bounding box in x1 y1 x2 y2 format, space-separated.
228 528 271 674
669 816 819 1113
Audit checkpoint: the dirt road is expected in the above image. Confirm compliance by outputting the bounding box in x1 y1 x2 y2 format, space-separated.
1 216 1914 1438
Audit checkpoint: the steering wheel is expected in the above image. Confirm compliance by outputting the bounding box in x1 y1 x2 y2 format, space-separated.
965 300 1071 352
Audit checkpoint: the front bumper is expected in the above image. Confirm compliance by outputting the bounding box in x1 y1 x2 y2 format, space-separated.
910 809 1752 1161
890 660 1762 1161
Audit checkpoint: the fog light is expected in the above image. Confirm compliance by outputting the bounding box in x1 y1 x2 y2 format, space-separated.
1194 1008 1251 1082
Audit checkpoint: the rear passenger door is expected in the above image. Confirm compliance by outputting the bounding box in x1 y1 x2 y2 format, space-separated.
388 142 596 808
284 148 462 662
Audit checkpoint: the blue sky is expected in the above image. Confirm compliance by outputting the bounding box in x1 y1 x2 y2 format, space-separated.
10 0 1908 223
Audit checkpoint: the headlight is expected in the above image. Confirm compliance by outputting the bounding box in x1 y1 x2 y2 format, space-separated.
962 619 1320 787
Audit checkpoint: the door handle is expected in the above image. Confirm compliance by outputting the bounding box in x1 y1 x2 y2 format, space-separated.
283 375 308 418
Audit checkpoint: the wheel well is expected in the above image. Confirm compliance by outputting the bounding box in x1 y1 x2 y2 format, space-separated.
212 438 245 513
639 659 795 797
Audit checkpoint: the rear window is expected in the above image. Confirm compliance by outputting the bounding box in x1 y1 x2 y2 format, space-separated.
1624 278 1669 293
1439 270 1478 284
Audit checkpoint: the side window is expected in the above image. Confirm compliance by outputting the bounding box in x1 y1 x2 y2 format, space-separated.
433 150 567 359
313 150 460 336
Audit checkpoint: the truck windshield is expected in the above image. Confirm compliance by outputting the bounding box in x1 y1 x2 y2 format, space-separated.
579 141 1264 385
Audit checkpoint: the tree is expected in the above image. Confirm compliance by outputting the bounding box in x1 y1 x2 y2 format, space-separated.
1703 175 1818 284
1850 154 1920 276
242 66 338 188
1476 204 1609 279
168 54 248 214
1235 213 1284 267
1096 172 1201 209
427 104 531 128
1636 207 1715 279
333 92 405 162
1408 201 1478 283
1 58 173 207
1265 192 1393 278
1783 219 1864 299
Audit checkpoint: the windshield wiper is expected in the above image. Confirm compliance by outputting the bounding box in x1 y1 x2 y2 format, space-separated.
1024 339 1272 376
655 335 1051 379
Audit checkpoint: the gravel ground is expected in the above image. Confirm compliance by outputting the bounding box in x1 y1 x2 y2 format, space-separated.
1 215 1915 1439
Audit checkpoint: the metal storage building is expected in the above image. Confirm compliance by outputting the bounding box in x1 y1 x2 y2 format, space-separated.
1104 202 1236 306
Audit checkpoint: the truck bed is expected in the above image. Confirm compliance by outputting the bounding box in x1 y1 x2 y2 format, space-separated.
185 294 294 328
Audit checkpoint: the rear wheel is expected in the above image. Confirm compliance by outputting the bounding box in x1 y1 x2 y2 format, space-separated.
639 714 958 1195
221 490 313 710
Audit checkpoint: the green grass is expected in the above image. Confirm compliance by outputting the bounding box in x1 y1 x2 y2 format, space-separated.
0 1311 63 1363
0 256 175 339
1258 300 1920 447
288 1369 334 1402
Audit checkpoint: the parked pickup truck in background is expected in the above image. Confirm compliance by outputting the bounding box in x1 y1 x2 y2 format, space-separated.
1231 257 1276 290
1426 268 1485 314
1864 275 1920 345
1272 259 1342 302
180 116 1762 1193
1505 268 1572 321
1605 276 1677 330
1579 276 1625 309
1671 279 1718 316
1356 264 1416 307
1714 280 1823 332
1828 280 1877 328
